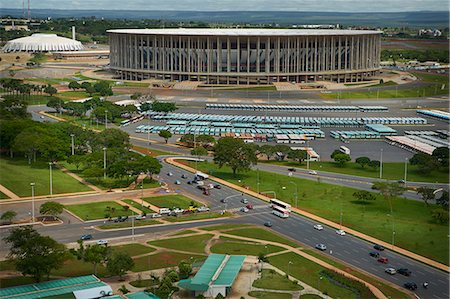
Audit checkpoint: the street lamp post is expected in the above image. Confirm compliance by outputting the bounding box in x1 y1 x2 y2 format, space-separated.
104 110 108 129
257 168 260 194
30 183 35 223
404 158 408 185
289 181 298 208
147 113 150 145
306 140 310 170
70 134 75 155
287 261 293 276
318 276 323 290
49 162 53 196
103 147 107 179
379 148 383 179
131 210 135 241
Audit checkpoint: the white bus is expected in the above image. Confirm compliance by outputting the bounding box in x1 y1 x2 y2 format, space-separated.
270 198 291 212
195 171 209 180
272 206 290 218
339 146 351 155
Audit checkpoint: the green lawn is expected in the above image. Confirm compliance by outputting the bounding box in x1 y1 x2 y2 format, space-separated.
148 234 213 254
143 195 200 209
52 114 106 131
133 178 161 189
201 224 252 231
299 295 322 299
248 291 292 299
132 146 177 158
224 228 299 248
0 158 92 197
132 252 205 272
98 218 161 229
130 278 159 288
269 252 360 299
164 212 230 223
190 161 449 265
3 94 61 105
261 160 449 183
112 243 156 257
171 229 197 236
0 276 47 288
0 191 9 199
123 199 156 214
211 238 284 256
51 254 107 277
65 201 134 221
253 269 303 291
58 90 91 100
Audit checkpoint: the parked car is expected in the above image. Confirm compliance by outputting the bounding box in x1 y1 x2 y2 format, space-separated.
404 282 417 290
335 229 346 236
398 179 405 184
80 234 93 240
181 174 187 179
203 190 210 196
175 180 181 185
315 243 327 251
187 181 193 185
377 257 389 264
172 208 184 214
369 251 380 258
288 168 296 172
308 170 318 175
374 244 385 251
96 240 108 245
150 213 162 218
397 268 412 276
167 172 173 176
314 224 324 231
240 207 249 213
135 215 146 220
385 268 396 275
214 184 221 189
241 198 248 204
197 206 210 212
220 198 228 203
246 204 254 210
114 216 128 222
264 221 273 227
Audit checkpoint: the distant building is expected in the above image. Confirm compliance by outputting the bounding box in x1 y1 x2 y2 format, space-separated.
108 28 382 84
3 33 84 52
52 50 109 60
418 29 442 37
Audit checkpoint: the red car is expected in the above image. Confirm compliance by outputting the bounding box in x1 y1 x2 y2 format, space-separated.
377 257 388 264
246 204 254 209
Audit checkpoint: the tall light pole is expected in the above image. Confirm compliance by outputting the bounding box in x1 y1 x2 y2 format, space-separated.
103 147 107 179
104 110 108 129
379 148 383 179
306 140 310 170
194 133 198 171
49 162 53 196
147 113 150 145
257 168 260 194
404 157 408 185
289 181 298 208
70 134 75 155
30 183 35 223
131 210 135 241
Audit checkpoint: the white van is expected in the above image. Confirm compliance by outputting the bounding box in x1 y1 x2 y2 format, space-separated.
159 208 171 215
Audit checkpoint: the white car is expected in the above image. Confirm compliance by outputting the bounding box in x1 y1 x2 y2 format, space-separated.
197 206 210 212
167 172 173 176
151 213 162 218
314 224 324 231
385 268 396 275
172 208 184 214
241 198 248 204
336 229 346 236
175 180 181 185
308 170 318 175
240 207 249 213
135 215 146 220
96 240 108 245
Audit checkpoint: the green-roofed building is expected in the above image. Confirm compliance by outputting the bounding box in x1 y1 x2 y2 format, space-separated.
178 254 246 298
0 275 114 299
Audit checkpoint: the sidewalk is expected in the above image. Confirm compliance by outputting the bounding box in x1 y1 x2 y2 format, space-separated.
166 157 450 273
0 184 19 199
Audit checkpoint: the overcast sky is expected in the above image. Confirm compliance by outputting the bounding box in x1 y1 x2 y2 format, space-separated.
2 0 448 12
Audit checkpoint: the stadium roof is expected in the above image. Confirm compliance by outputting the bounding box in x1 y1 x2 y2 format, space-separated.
3 33 84 52
178 254 245 292
107 28 381 36
0 275 111 299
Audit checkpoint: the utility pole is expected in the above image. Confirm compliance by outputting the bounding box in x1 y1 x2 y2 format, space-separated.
404 157 408 186
379 148 383 179
103 147 107 179
30 183 35 223
49 162 53 195
105 110 108 129
257 168 260 194
70 134 75 155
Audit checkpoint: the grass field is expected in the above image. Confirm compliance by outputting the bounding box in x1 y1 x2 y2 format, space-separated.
58 90 91 100
211 237 285 256
65 201 134 221
299 295 322 299
189 161 449 265
132 145 176 158
253 269 303 291
112 243 156 256
51 254 107 277
143 194 200 209
164 212 229 223
3 94 61 106
0 158 92 197
260 160 449 183
132 252 205 272
248 291 292 299
224 228 299 248
129 278 159 288
269 252 359 299
0 191 9 199
148 234 213 254
201 223 252 231
98 218 161 229
171 229 197 236
123 199 155 214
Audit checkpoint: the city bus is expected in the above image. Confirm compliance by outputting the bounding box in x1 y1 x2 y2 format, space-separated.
269 198 291 213
339 145 351 155
272 206 290 218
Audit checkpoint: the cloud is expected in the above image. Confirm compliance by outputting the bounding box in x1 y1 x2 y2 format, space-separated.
2 0 448 12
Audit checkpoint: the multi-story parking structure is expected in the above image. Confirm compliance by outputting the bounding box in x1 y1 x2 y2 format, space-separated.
108 28 381 84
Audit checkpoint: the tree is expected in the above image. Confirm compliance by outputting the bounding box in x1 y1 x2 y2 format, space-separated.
107 251 134 280
288 149 307 164
67 154 85 170
333 153 351 167
39 202 64 220
151 101 177 113
436 191 449 210
215 293 225 299
46 97 64 113
158 130 172 143
410 153 437 174
81 81 92 89
372 181 406 199
355 157 371 168
273 144 291 161
331 149 341 159
3 226 66 282
130 92 142 100
257 252 268 263
213 137 258 176
180 134 195 147
416 187 436 206
352 190 376 202
431 208 449 224
139 102 152 112
178 260 192 279
1 210 17 224
191 147 208 156
196 134 216 147
70 241 110 275
95 128 130 150
259 145 275 160
43 85 57 96
432 147 449 168
85 85 96 96
368 160 380 170
68 81 81 90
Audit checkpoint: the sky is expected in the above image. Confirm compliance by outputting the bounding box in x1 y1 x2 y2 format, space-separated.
1 0 448 12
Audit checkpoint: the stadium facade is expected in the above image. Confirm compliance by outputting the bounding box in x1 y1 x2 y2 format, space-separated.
108 28 381 84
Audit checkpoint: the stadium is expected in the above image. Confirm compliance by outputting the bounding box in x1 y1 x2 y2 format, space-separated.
108 28 381 84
